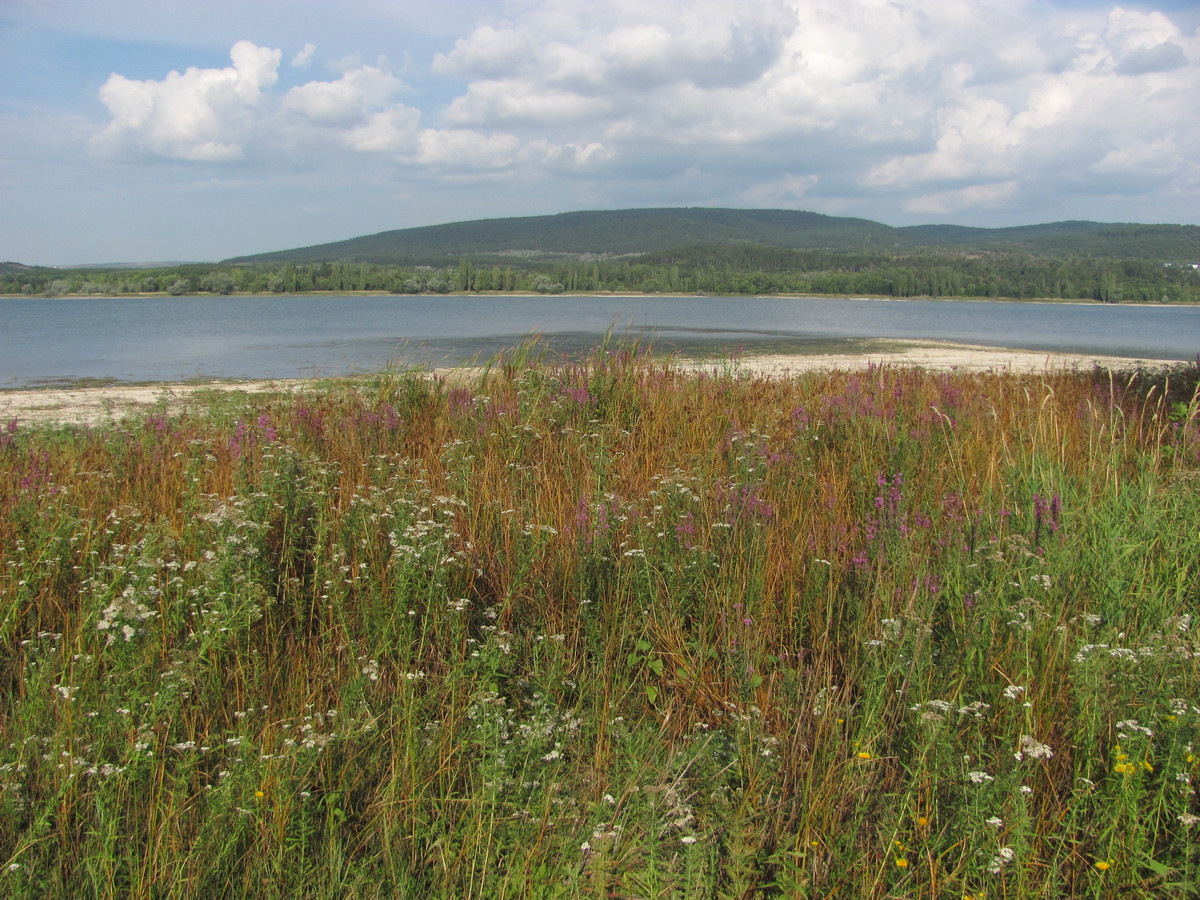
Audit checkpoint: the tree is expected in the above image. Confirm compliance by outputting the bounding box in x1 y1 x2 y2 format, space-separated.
533 275 564 294
202 274 235 295
456 258 474 291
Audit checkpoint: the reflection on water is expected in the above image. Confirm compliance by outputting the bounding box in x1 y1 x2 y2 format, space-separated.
3 294 1197 387
388 332 901 369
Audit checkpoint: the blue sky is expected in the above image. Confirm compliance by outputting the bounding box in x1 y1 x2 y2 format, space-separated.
2 0 1198 265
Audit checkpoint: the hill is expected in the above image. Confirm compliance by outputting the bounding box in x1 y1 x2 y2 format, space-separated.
223 208 1200 265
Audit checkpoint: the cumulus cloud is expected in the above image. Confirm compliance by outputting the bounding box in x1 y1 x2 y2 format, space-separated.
848 4 1199 213
283 63 405 126
414 129 524 171
432 25 538 79
92 40 281 161
292 43 317 69
1091 137 1181 178
345 107 422 154
905 181 1019 216
443 80 611 126
740 174 820 208
87 2 1200 223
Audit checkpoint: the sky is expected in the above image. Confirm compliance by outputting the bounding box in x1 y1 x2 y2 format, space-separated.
1 0 1198 266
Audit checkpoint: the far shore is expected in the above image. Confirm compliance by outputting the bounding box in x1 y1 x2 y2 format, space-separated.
2 340 1186 428
2 289 1196 307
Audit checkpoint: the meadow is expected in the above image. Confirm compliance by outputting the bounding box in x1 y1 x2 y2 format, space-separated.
1 344 1198 898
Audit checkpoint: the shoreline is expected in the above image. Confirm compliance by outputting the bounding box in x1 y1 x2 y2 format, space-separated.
2 290 1196 307
1 341 1183 428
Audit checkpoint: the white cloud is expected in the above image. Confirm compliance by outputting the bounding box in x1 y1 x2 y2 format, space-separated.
92 40 281 161
740 173 820 208
851 3 1199 213
432 25 538 78
865 99 1022 186
443 79 611 126
345 107 421 153
70 0 1200 251
283 63 405 126
905 181 1018 216
1091 137 1181 177
292 43 317 69
414 128 524 171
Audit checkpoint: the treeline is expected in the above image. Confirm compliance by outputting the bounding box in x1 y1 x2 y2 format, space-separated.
621 245 1200 302
4 246 1199 302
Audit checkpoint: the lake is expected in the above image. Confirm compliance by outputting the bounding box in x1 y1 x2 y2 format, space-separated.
3 294 1198 388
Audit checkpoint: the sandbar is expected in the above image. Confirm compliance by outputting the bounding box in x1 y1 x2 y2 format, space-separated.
0 341 1178 428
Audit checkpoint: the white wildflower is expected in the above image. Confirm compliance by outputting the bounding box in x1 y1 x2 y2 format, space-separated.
1116 719 1153 739
987 846 1016 874
958 701 991 718
1016 734 1054 761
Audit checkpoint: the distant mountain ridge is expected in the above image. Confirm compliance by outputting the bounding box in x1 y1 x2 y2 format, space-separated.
224 207 1200 265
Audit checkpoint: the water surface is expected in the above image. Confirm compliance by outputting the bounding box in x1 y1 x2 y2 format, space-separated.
3 294 1197 388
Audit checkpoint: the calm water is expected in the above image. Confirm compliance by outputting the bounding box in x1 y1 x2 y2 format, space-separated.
3 294 1198 388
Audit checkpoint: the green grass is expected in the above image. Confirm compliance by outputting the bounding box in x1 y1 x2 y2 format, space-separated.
2 348 1199 898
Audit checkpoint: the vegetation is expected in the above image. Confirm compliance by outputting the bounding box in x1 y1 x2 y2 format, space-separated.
4 245 1199 303
221 209 1200 265
4 208 1199 303
2 346 1199 897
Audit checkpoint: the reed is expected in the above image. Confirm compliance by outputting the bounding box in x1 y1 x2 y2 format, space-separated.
2 347 1198 898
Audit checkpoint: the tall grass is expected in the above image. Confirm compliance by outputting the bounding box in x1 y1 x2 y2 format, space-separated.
2 348 1198 898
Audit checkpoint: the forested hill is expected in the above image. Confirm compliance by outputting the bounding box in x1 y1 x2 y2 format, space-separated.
224 207 1200 265
7 208 1199 303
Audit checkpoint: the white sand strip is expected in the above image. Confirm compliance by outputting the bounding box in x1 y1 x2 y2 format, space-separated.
0 343 1177 428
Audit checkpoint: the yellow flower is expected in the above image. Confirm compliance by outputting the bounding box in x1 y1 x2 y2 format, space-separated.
917 816 929 828
857 750 872 760
255 790 265 799
1114 762 1137 775
1094 859 1112 871
895 857 909 869
1139 760 1153 773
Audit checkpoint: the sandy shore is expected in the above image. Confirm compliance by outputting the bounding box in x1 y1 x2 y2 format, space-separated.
0 341 1176 428
0 380 315 428
680 341 1164 378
